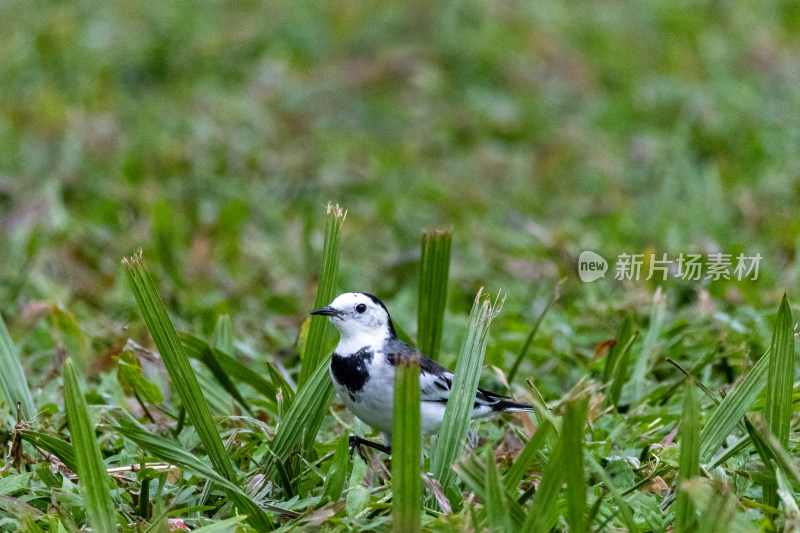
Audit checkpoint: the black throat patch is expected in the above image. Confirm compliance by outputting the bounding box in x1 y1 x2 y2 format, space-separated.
330 348 373 401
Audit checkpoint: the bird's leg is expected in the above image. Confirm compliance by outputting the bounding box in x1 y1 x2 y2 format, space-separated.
349 435 391 459
348 435 368 461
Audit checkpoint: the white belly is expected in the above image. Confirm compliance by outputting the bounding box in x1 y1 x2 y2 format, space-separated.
331 352 396 436
330 351 449 441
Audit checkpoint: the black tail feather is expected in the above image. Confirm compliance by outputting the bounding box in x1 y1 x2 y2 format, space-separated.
492 400 533 412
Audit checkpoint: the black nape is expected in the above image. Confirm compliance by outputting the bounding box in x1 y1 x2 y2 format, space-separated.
360 293 398 338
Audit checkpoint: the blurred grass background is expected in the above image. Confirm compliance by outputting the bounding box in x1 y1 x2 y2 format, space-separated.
2 0 800 391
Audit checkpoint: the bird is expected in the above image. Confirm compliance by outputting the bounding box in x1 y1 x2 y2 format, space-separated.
311 292 532 458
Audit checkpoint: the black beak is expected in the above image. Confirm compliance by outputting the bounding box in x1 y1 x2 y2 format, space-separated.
311 306 339 317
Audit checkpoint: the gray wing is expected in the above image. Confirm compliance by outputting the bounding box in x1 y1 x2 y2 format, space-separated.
384 337 510 406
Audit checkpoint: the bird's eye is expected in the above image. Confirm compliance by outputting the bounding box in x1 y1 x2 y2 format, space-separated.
356 303 367 314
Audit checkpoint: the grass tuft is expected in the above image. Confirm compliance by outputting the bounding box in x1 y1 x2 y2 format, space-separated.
432 289 504 498
604 313 638 408
762 295 794 508
62 358 117 531
524 396 587 531
674 380 700 532
265 203 345 476
698 348 770 463
122 250 273 529
392 351 422 533
298 203 346 387
417 230 452 361
562 396 588 532
0 313 35 421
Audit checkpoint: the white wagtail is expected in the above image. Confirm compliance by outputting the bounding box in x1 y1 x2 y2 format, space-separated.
311 292 532 457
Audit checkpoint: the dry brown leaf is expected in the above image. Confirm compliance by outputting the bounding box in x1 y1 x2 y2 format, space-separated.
594 339 617 360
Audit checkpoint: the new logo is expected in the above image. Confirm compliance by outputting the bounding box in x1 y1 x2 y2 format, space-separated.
578 251 608 282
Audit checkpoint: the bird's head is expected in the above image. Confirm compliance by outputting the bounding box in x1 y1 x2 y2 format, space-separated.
311 292 397 344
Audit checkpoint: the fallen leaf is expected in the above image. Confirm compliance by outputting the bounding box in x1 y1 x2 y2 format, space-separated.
422 473 452 514
594 339 617 360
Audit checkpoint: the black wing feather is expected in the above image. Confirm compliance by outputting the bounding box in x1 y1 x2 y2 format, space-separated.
384 337 531 412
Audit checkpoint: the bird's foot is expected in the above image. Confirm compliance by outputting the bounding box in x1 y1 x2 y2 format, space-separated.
348 435 391 461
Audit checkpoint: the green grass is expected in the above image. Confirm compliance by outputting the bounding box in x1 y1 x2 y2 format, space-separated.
431 289 503 503
674 381 700 533
123 251 274 530
392 353 422 533
763 295 795 509
0 313 35 422
298 204 345 388
3 0 800 530
417 230 452 362
62 358 117 531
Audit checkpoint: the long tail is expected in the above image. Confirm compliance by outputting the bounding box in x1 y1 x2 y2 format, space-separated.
472 387 534 416
492 400 533 413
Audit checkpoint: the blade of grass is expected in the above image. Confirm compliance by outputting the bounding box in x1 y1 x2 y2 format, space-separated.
525 379 559 450
190 516 247 532
431 289 504 494
776 469 800 519
205 314 252 413
63 358 117 531
320 433 349 505
608 332 639 409
674 381 700 533
666 357 722 407
122 251 272 530
523 427 564 531
112 419 298 519
123 252 231 473
604 314 639 408
179 333 276 401
0 495 44 519
524 399 589 532
139 472 151 521
392 352 422 533
265 352 336 475
668 357 751 435
699 349 770 463
631 287 666 400
709 433 751 470
19 430 77 473
507 281 560 385
196 342 252 416
453 452 526 528
602 313 634 383
0 313 35 421
346 455 370 518
267 363 295 411
748 414 800 490
563 397 588 533
682 479 749 533
418 230 452 361
212 314 234 354
502 419 554 492
762 295 794 509
18 514 44 533
298 203 345 387
484 447 510 533
586 455 638 532
743 415 776 481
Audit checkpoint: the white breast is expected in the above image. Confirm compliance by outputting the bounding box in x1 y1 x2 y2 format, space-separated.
331 350 395 436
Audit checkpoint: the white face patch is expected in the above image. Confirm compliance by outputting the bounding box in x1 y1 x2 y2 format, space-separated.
326 292 393 352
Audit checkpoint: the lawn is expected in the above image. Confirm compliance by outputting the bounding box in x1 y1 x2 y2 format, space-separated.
2 0 800 531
